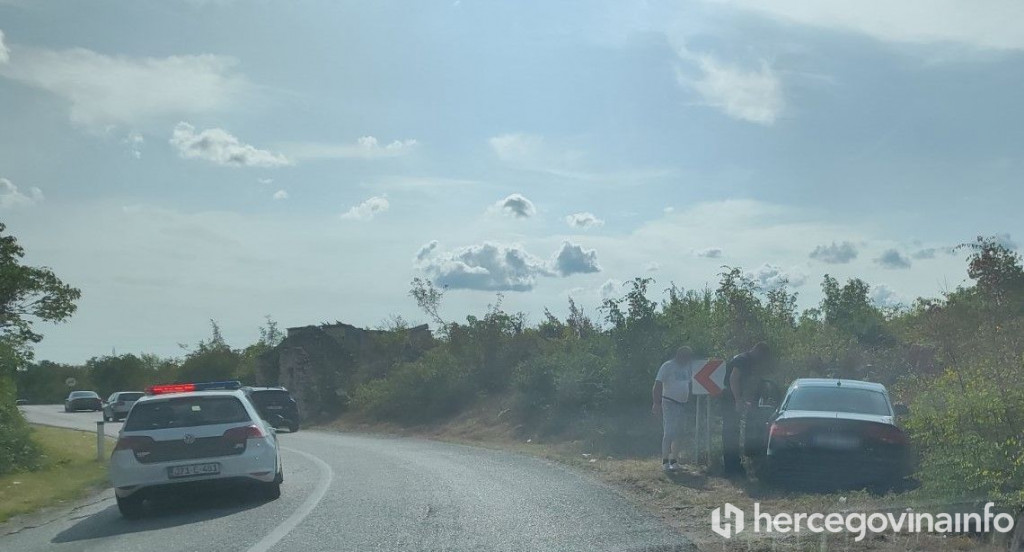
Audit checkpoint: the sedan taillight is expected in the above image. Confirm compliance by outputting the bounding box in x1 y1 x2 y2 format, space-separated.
863 424 907 445
769 421 810 439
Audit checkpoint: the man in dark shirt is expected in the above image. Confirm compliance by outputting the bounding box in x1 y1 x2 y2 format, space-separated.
720 341 770 476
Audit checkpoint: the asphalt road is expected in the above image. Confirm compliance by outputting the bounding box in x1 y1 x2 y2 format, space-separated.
7 405 694 552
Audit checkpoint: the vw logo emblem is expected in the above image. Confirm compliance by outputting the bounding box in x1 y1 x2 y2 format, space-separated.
183 434 196 445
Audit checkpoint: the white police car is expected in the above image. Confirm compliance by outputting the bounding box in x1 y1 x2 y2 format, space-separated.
109 381 283 518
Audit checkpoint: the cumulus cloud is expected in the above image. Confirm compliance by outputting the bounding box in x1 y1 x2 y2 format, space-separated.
809 241 858 264
694 247 723 258
0 178 44 209
599 279 623 300
565 212 604 229
340 196 389 221
645 262 660 272
0 46 248 127
678 49 783 125
122 132 144 159
415 240 438 262
911 247 936 259
0 30 9 65
272 190 288 200
553 241 601 276
748 263 807 290
258 177 274 185
870 284 905 308
876 249 912 269
170 122 290 167
421 242 553 291
488 133 543 164
284 136 418 160
718 0 1024 51
494 193 536 218
420 241 601 291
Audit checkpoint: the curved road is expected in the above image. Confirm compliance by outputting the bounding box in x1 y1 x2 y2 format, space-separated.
6 405 694 552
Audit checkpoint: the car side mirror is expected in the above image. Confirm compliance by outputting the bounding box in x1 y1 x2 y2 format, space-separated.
893 402 909 416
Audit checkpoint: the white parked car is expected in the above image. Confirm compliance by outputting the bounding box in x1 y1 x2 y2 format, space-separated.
102 391 144 422
109 381 283 518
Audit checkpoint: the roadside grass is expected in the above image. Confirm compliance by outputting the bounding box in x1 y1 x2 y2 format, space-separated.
323 399 1007 552
0 426 114 523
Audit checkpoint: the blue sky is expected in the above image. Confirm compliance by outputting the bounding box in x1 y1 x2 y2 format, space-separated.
0 0 1021 363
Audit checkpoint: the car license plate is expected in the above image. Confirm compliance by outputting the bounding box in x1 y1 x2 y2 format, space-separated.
168 463 221 479
815 434 860 449
266 405 283 410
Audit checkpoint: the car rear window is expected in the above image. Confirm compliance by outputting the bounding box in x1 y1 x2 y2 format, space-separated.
71 391 98 398
118 392 144 401
785 387 892 416
124 396 251 431
249 390 293 406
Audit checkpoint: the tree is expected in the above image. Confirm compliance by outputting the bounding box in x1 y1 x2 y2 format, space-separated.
178 320 242 382
0 223 81 358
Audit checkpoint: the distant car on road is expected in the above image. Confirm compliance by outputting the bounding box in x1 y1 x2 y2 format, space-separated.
65 390 102 412
762 378 912 489
16 398 29 406
102 391 145 422
243 386 300 432
110 381 283 518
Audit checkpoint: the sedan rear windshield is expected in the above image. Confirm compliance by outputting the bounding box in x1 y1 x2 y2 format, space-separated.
785 387 892 416
70 391 98 398
124 396 251 431
249 390 293 406
117 392 144 402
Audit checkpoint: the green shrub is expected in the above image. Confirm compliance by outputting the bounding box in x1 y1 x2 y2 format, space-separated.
351 350 473 424
0 378 39 475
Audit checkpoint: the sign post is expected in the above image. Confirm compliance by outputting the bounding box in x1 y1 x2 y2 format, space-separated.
690 358 726 466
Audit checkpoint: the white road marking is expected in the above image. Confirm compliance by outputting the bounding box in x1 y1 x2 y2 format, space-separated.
246 446 334 552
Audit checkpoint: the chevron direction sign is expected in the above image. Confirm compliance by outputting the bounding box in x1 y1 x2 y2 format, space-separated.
690 358 726 396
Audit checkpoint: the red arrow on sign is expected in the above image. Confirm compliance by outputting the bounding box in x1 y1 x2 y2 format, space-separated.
694 359 725 397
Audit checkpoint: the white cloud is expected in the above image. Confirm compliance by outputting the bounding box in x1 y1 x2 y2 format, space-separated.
284 136 418 160
258 177 274 185
645 261 660 272
875 249 912 269
488 133 544 164
911 247 936 260
340 195 389 221
122 132 144 159
870 284 904 308
0 177 44 209
422 242 554 291
0 30 9 65
748 263 807 290
420 240 600 291
415 240 438 262
715 0 1024 51
0 46 248 127
566 212 604 229
599 279 623 300
809 241 858 264
553 241 601 276
494 193 536 219
694 247 723 258
678 49 783 125
272 190 288 201
170 122 290 168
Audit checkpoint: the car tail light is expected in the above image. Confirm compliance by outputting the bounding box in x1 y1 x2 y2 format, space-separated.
863 424 907 445
223 424 265 441
770 421 810 439
114 436 154 458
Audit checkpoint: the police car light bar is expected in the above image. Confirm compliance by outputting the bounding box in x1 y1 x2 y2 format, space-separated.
146 380 243 395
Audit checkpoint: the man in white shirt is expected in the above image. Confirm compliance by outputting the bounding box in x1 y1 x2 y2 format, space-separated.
652 346 694 472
